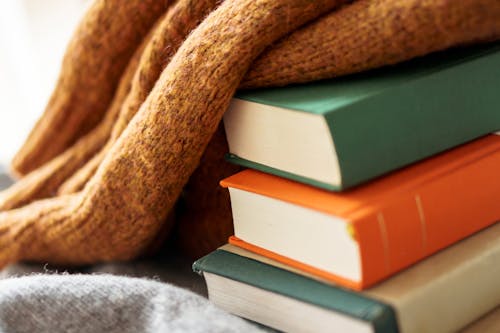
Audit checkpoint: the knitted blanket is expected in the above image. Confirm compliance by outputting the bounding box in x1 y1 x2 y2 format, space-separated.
0 0 498 269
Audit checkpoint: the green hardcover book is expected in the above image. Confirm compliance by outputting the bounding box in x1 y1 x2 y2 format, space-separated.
193 249 398 333
223 44 500 190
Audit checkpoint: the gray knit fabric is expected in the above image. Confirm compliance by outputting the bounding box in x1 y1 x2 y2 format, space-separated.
0 274 263 333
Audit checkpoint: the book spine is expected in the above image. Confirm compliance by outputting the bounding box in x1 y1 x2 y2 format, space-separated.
328 49 500 188
352 144 500 287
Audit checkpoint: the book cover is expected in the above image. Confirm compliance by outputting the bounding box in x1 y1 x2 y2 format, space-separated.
221 135 500 289
224 44 500 190
193 249 398 333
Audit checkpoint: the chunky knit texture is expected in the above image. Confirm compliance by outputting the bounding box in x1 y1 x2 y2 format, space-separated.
11 0 169 176
243 0 500 88
0 0 499 266
58 0 222 195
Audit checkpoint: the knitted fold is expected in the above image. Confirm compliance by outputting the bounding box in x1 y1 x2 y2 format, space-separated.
0 0 499 266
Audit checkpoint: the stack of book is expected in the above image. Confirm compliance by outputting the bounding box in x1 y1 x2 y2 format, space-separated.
193 44 500 332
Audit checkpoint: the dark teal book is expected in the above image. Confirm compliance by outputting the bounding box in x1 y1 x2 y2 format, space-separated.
193 249 398 333
223 44 500 191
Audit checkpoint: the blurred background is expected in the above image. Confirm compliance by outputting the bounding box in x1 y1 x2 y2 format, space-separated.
0 0 90 166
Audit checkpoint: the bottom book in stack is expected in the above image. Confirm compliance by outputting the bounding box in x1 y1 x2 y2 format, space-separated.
193 222 500 333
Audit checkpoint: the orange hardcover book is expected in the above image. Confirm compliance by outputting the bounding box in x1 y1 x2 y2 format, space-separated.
221 135 500 290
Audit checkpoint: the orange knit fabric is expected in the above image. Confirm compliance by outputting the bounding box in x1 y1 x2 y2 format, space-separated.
0 0 498 265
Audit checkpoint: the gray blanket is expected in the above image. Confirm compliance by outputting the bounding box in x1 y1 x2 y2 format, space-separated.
0 274 262 333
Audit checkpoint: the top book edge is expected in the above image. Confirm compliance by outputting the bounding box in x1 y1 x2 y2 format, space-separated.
235 43 500 114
